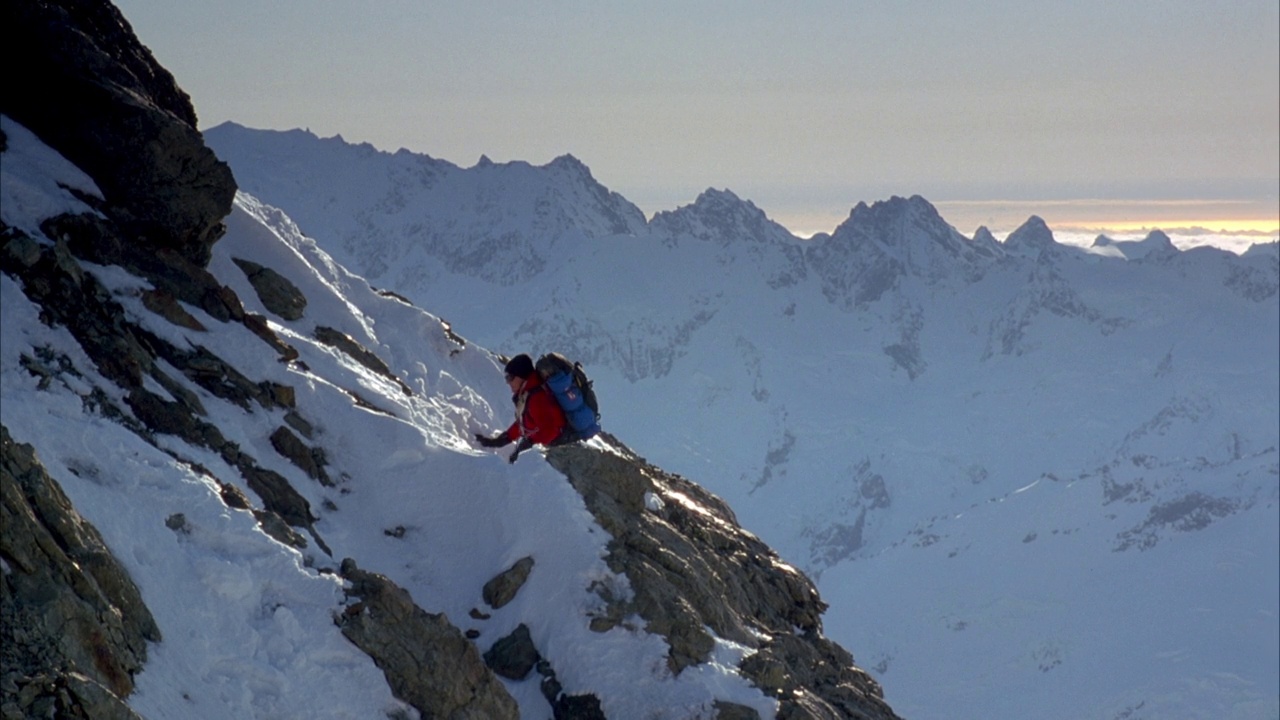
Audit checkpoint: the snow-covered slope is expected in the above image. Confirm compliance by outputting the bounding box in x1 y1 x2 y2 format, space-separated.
3 109 902 719
206 123 1280 720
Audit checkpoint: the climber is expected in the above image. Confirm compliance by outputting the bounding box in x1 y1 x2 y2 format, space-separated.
474 354 567 463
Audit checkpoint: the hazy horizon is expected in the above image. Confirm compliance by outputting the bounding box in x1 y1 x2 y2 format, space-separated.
113 0 1279 244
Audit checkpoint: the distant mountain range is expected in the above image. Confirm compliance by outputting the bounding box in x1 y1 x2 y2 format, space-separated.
207 121 1280 720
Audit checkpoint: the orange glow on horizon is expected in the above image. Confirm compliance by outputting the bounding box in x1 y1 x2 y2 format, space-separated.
773 198 1279 241
1062 218 1279 235
780 214 1279 240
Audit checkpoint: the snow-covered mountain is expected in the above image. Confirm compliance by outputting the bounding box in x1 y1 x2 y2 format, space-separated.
207 122 1280 719
1 4 901 719
201 122 647 288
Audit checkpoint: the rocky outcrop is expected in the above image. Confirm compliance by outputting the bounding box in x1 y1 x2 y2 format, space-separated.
233 257 308 320
1 211 531 718
335 559 519 720
0 0 305 373
270 425 333 486
547 437 902 720
479 625 608 720
314 325 414 395
1 426 158 720
1 0 236 268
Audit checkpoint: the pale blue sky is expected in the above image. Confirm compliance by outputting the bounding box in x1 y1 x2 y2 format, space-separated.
113 1 1279 235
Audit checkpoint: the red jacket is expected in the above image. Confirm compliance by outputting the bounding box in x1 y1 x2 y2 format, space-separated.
504 374 566 446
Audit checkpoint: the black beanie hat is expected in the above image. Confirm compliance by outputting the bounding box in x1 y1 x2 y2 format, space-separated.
504 354 534 379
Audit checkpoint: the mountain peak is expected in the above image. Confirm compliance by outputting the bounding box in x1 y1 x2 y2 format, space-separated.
971 225 1003 257
1138 229 1177 256
803 195 996 308
204 126 648 284
685 188 765 220
836 195 954 238
545 154 616 193
1091 229 1178 260
547 153 589 173
1003 215 1058 255
695 186 746 204
829 194 988 266
649 187 796 248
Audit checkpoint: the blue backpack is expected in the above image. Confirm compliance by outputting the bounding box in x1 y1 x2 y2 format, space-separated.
536 353 601 441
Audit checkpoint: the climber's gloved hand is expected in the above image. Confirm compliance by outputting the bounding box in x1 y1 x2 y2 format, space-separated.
508 437 534 464
475 432 512 448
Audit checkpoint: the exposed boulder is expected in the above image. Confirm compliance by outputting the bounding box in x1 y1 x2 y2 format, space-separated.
1 426 159 718
483 624 540 680
233 257 308 320
482 556 535 609
545 689 606 720
336 559 519 720
715 701 764 720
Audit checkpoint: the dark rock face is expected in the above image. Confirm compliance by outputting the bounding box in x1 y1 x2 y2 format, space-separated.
336 559 519 720
233 257 308 320
314 325 414 395
1 0 236 268
1 426 159 720
270 425 333 486
547 437 903 720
